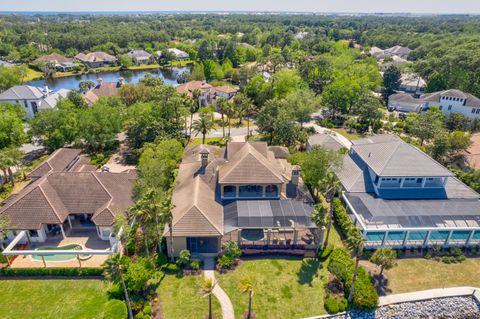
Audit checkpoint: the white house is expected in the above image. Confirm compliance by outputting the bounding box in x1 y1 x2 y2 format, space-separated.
421 89 480 119
126 49 153 65
0 85 70 118
387 93 423 113
157 48 190 60
399 73 426 95
384 45 412 59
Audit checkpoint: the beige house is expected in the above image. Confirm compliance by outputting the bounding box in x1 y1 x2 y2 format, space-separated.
165 142 317 257
176 81 213 106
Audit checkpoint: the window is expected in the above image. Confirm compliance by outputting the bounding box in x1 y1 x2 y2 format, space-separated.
448 105 452 110
477 109 480 114
265 185 278 197
238 185 263 198
439 105 443 110
472 108 477 114
31 101 38 114
223 185 236 198
29 229 39 238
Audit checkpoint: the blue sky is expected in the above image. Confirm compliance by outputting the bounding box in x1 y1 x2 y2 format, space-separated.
1 0 480 14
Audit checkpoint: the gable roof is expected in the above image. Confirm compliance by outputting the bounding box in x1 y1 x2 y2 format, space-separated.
351 135 454 177
421 89 480 108
126 50 152 59
34 53 73 65
308 133 345 151
0 85 47 100
176 81 212 97
84 81 123 106
219 142 284 184
75 52 117 63
28 148 82 179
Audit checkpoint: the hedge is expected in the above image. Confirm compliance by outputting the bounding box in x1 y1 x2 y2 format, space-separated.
0 267 103 277
104 299 127 319
333 199 362 241
327 248 378 310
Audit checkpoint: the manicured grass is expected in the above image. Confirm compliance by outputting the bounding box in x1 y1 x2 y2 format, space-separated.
164 60 194 67
384 258 480 294
189 137 227 148
158 274 221 319
23 68 43 81
216 258 328 319
331 128 363 141
0 279 110 319
127 64 161 70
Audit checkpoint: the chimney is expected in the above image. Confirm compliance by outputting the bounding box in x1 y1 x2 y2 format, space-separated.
97 78 103 87
291 165 301 186
200 146 210 167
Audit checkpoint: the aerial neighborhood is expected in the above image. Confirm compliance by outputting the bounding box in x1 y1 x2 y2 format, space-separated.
0 8 480 319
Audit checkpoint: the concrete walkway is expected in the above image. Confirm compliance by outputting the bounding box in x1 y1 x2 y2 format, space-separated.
203 257 235 319
378 286 480 306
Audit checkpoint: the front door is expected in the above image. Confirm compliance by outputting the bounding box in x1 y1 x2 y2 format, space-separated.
186 237 218 254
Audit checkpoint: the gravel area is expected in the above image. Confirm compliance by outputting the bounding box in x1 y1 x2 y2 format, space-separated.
328 296 480 319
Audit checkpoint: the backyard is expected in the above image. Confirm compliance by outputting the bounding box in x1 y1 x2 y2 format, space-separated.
216 257 328 319
0 279 109 319
157 273 221 319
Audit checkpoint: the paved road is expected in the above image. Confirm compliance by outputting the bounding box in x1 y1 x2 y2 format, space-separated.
203 257 235 319
205 126 258 139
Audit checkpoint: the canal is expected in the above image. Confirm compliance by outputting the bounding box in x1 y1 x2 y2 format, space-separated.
26 67 190 91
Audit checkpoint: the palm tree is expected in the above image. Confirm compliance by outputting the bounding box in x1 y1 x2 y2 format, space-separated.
103 254 133 319
370 247 397 277
224 102 236 138
346 229 366 303
192 114 214 144
136 189 163 254
310 204 329 250
216 97 228 138
129 200 154 257
0 147 24 187
321 172 342 247
188 99 200 137
241 276 255 319
159 192 175 262
201 276 216 319
234 93 256 138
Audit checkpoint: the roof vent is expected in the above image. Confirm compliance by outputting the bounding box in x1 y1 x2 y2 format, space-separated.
368 152 372 157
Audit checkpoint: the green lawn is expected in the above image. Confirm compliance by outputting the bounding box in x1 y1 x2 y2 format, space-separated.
158 274 221 319
330 128 363 141
216 258 328 319
0 280 109 319
188 137 227 148
384 258 480 294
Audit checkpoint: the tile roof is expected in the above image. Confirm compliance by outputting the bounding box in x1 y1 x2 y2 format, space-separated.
84 81 123 106
75 52 117 63
126 50 152 59
34 53 73 65
213 85 238 94
176 81 212 97
308 133 345 151
28 148 82 179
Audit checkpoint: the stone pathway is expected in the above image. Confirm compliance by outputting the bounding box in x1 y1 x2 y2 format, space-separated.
203 257 235 319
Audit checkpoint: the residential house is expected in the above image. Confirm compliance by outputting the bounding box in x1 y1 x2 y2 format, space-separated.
369 46 385 59
294 31 309 40
387 93 424 113
157 48 190 61
307 133 345 152
0 148 136 245
176 80 212 107
75 52 117 68
421 89 480 119
165 142 317 257
0 85 70 118
83 78 124 106
399 73 426 95
33 53 75 72
379 56 410 71
337 134 480 249
212 85 239 102
384 45 412 59
126 49 153 65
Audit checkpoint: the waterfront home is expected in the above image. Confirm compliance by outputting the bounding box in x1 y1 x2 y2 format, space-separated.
33 53 75 72
0 85 70 118
126 49 153 65
176 80 212 106
212 85 238 102
75 51 117 68
83 78 124 106
337 134 480 249
157 48 190 60
165 142 317 257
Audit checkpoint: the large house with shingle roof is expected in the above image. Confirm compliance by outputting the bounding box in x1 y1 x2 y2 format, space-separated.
337 134 480 249
75 51 117 68
166 142 317 257
0 148 136 245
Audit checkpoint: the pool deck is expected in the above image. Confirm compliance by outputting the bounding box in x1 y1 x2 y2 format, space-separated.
10 229 110 268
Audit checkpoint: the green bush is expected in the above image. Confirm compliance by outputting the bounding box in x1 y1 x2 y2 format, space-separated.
156 253 168 267
222 240 242 259
423 253 432 259
324 296 347 314
0 267 103 277
450 247 463 257
176 249 191 268
190 259 203 271
332 199 362 242
107 282 124 300
143 305 152 315
104 299 127 319
163 263 180 273
319 244 334 259
217 255 235 269
327 248 378 310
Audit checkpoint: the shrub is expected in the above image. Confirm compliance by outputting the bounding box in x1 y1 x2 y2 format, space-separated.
455 255 466 263
156 252 168 267
325 296 347 314
143 305 152 315
190 259 202 271
332 199 362 242
327 248 378 310
107 282 124 300
222 240 242 259
319 244 334 260
123 258 154 292
450 247 463 257
423 253 432 259
104 299 127 319
0 267 102 277
176 249 191 268
217 255 235 269
163 263 180 273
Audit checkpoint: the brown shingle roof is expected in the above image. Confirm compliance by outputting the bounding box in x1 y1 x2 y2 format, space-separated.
28 148 82 179
75 52 117 63
34 53 73 65
219 142 284 184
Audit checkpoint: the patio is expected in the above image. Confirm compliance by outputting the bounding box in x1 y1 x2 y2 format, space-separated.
7 229 111 268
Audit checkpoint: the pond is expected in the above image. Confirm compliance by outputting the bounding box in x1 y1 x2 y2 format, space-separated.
26 67 190 91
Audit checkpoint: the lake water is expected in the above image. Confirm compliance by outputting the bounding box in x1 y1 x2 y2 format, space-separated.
27 67 190 91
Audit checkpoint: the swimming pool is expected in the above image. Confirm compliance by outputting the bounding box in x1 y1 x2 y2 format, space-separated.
32 244 91 262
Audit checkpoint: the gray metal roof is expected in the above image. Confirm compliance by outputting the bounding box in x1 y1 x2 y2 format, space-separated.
224 200 315 232
0 85 46 100
352 136 454 177
345 192 480 230
307 133 345 151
